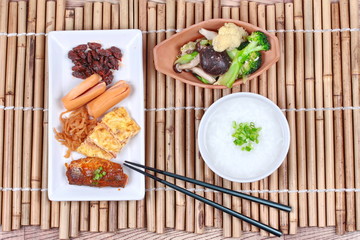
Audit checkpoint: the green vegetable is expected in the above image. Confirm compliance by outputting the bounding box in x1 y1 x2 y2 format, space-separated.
232 121 261 152
194 74 210 84
200 39 212 46
175 51 199 65
216 31 270 88
93 166 107 182
238 51 261 78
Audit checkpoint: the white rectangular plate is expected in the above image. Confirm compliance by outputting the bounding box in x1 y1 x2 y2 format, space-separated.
48 29 144 201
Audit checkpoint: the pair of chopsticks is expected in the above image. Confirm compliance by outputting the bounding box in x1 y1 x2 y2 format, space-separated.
124 161 291 237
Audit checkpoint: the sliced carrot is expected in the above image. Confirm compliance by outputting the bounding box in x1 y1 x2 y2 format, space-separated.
62 74 105 110
86 80 131 118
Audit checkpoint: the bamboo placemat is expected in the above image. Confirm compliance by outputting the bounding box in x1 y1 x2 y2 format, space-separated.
0 0 359 239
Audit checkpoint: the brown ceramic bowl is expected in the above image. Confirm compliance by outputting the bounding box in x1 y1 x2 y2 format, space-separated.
153 19 280 89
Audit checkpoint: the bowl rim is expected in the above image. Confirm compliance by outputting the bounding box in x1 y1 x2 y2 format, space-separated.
198 92 291 183
153 18 280 89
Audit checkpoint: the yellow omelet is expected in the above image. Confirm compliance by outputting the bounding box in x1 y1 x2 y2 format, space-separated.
76 139 115 160
77 107 140 160
87 123 127 155
101 107 140 142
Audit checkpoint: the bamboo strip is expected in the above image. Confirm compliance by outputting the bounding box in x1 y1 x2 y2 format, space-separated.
294 0 308 228
59 10 75 239
40 0 55 231
303 0 317 228
266 5 280 233
89 3 102 232
285 3 298 235
2 2 17 231
93 2 102 30
134 0 138 28
203 1 214 228
146 1 157 232
22 0 35 227
99 2 111 232
175 0 186 231
258 4 269 236
322 0 336 226
129 0 134 28
108 201 117 232
12 1 26 231
155 2 166 234
249 2 258 96
230 5 241 238
102 1 111 29
136 0 147 229
313 0 326 228
165 0 176 229
213 0 223 230
339 0 355 232
0 0 8 225
55 0 64 31
118 0 128 230
84 2 92 30
185 1 195 233
74 7 83 30
111 4 119 29
109 0 119 220
349 0 360 231
240 1 249 93
90 201 99 232
80 202 89 231
30 0 46 226
194 2 205 234
120 0 129 29
59 201 70 239
221 6 232 237
240 3 251 233
331 3 346 235
275 2 288 234
79 3 91 232
67 9 79 237
99 201 108 232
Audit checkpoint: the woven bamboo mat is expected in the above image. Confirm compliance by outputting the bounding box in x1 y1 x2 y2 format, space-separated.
0 0 359 239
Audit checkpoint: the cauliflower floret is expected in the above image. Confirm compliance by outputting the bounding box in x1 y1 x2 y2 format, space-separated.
212 23 248 52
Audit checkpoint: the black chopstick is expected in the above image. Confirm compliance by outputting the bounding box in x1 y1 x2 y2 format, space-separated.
124 161 291 212
124 162 283 237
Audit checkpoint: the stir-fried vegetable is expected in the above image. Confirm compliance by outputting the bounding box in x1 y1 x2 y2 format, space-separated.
175 51 199 65
232 121 261 152
216 31 270 88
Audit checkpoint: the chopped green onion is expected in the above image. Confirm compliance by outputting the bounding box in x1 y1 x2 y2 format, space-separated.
175 51 199 64
232 121 261 151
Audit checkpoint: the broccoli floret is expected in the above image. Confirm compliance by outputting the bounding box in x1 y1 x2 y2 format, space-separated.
238 51 261 78
216 31 270 88
237 41 249 50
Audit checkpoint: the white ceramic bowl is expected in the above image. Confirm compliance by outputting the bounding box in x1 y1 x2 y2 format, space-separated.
198 93 290 183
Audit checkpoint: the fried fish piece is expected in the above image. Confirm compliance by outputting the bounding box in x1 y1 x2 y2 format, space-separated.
65 157 128 188
101 107 140 142
76 139 114 160
87 123 127 155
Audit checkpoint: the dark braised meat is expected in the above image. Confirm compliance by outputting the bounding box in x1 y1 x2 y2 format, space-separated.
68 43 123 85
65 157 128 188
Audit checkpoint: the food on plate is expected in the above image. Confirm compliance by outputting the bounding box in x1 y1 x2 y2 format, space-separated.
212 23 248 52
68 42 123 85
87 80 131 118
173 23 270 88
77 107 140 159
65 157 128 187
54 107 97 158
62 74 106 111
232 121 261 152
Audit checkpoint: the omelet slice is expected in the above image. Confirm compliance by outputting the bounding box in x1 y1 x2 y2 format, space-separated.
76 139 114 160
101 107 140 142
87 123 127 155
